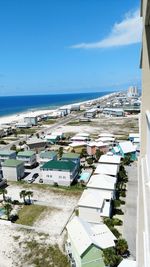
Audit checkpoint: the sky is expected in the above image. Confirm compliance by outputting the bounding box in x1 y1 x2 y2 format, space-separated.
0 0 142 96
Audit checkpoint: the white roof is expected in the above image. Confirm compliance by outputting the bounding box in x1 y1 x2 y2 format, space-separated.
133 137 140 143
66 216 116 256
97 137 115 142
71 136 88 141
95 164 118 176
45 135 58 139
87 174 116 190
119 141 136 153
87 141 97 147
52 131 63 136
129 133 139 138
113 146 120 153
69 142 87 147
98 133 114 138
86 108 97 113
99 154 121 164
78 189 104 209
118 259 136 267
96 141 109 147
76 133 90 137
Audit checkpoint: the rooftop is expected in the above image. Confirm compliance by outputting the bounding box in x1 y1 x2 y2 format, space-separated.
40 151 57 159
17 151 36 157
62 152 80 159
95 163 118 176
41 160 76 171
3 159 24 167
99 154 121 164
78 189 104 209
66 216 116 256
119 141 136 154
0 150 16 156
87 174 116 190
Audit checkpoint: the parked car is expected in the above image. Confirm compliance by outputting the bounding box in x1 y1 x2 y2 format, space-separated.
32 173 39 179
27 178 34 184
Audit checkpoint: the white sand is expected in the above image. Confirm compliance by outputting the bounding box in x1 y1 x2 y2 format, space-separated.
0 92 116 126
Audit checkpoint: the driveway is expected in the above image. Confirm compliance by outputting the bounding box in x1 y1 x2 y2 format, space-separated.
123 162 138 260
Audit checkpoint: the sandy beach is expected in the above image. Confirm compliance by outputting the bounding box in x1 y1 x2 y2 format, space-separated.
0 91 117 126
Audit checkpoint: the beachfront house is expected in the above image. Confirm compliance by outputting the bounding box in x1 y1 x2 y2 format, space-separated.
98 133 115 138
77 189 113 223
2 159 24 181
116 141 137 161
17 151 37 168
84 108 97 118
87 174 117 199
39 151 57 166
61 152 80 169
0 150 16 166
24 115 38 126
66 216 116 267
15 122 32 128
94 163 118 177
40 160 78 186
103 108 125 117
0 128 5 138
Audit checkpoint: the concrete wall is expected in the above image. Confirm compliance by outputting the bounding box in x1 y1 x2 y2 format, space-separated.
41 169 74 186
2 165 24 181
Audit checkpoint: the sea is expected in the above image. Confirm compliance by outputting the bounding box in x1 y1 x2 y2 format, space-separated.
0 91 113 117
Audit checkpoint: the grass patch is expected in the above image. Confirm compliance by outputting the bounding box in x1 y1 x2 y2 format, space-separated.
39 119 57 125
16 205 49 226
23 240 69 267
16 128 37 135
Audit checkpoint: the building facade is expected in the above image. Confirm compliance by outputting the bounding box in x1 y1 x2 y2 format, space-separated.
137 1 150 266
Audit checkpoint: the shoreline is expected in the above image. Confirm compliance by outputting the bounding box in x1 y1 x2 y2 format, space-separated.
0 91 118 126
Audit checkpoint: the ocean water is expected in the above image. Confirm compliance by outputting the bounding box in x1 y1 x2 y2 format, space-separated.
0 91 112 117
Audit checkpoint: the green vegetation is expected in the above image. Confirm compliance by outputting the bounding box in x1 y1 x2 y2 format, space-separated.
0 140 7 145
39 119 57 125
4 203 13 220
0 188 8 201
9 181 84 196
22 240 69 267
67 120 90 126
116 238 128 256
103 247 122 267
16 205 49 226
15 128 37 135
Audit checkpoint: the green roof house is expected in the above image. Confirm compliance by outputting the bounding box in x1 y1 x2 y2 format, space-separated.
62 152 80 170
66 216 116 267
40 151 57 166
2 159 24 181
41 160 78 186
17 150 37 168
0 150 16 166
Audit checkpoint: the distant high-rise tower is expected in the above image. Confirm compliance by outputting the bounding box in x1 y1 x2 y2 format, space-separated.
127 86 138 98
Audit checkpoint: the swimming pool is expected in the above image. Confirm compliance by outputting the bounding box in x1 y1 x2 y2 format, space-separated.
79 172 91 183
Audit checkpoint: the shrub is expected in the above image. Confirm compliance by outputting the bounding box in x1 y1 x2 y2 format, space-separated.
110 227 121 238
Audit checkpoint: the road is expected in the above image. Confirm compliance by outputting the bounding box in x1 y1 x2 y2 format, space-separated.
123 162 138 260
2 112 84 150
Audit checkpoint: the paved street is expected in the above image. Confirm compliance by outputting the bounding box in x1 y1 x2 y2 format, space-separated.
123 162 138 260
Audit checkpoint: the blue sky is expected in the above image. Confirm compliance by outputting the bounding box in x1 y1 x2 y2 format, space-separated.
0 0 141 96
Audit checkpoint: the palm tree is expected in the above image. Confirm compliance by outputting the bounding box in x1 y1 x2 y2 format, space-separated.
20 190 27 204
103 247 122 267
116 238 128 256
26 191 33 204
4 203 12 220
0 188 7 201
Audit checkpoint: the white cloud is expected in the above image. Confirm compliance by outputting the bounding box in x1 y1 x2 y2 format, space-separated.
70 9 142 49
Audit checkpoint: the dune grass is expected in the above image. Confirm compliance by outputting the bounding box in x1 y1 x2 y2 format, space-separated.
16 205 49 226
